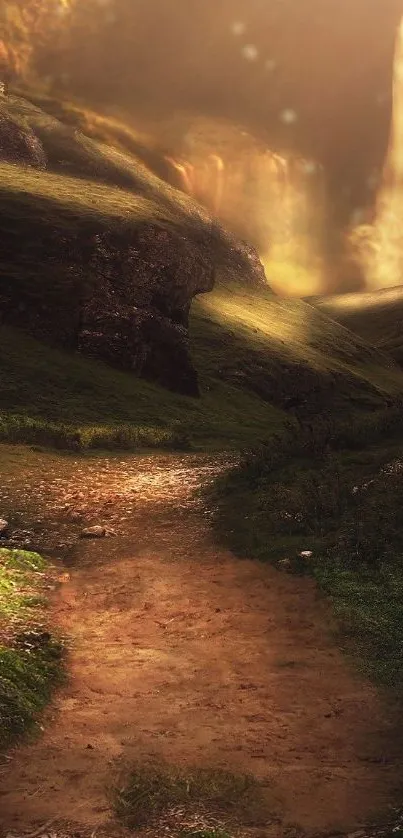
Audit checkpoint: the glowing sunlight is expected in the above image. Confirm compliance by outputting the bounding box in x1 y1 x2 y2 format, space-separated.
168 143 327 296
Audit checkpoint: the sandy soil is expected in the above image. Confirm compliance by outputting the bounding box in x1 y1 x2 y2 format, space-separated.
0 451 401 837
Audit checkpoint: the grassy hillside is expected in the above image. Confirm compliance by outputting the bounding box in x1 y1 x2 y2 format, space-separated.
314 287 403 367
11 88 173 181
0 95 212 233
0 308 285 452
1 278 403 451
0 159 208 247
0 94 226 264
2 93 403 451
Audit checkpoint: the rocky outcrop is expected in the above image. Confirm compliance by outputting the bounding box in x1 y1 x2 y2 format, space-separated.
0 113 46 168
0 93 271 396
225 237 267 286
76 228 215 395
0 207 215 395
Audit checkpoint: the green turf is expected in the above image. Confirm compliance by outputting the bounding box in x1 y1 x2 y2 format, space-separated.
2 274 403 451
11 87 172 180
0 92 216 237
313 286 403 367
0 548 64 751
2 91 403 456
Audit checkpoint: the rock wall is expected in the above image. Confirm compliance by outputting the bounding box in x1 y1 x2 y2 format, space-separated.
0 210 215 396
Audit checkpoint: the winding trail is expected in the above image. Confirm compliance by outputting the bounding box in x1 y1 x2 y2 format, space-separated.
0 450 401 836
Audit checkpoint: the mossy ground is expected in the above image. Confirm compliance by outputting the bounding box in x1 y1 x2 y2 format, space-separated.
0 548 64 751
208 411 403 690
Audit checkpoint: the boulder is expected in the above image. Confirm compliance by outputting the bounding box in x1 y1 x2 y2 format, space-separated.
0 518 9 537
0 113 46 168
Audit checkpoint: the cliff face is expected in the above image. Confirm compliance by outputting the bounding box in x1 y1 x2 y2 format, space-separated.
1 217 214 396
75 228 215 396
0 94 266 395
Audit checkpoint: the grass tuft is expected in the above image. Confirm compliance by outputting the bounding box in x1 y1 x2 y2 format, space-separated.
114 762 273 830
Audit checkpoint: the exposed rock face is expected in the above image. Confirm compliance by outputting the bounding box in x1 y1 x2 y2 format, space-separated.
0 218 215 396
228 238 267 286
0 113 46 168
77 228 215 395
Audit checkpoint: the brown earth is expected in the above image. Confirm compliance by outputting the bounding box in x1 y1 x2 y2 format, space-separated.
0 450 401 837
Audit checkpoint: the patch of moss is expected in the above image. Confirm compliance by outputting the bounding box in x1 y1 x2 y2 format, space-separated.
0 548 64 750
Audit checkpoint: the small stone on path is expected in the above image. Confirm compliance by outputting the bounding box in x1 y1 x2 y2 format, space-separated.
0 518 9 536
80 525 106 538
80 525 116 538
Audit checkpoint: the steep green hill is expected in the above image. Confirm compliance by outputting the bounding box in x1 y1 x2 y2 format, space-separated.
1 93 403 452
313 287 403 368
2 277 403 451
11 88 173 182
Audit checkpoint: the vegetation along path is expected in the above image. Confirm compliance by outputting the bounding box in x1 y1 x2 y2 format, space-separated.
0 447 401 837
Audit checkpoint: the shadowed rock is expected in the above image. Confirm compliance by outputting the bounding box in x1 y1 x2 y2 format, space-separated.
0 113 46 169
0 96 272 396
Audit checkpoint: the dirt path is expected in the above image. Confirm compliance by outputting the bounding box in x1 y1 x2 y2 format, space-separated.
0 450 401 836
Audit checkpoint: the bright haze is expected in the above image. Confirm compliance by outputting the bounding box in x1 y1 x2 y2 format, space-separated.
37 0 403 294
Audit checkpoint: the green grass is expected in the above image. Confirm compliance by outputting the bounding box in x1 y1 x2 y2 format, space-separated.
11 87 174 182
0 319 285 451
1 93 208 225
2 92 403 453
0 158 206 243
0 548 64 750
313 286 403 367
114 762 274 831
193 280 403 400
208 413 403 689
2 275 403 451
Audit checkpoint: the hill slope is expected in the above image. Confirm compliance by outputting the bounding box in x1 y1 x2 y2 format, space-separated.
2 277 403 451
0 93 267 396
314 287 403 367
1 93 403 450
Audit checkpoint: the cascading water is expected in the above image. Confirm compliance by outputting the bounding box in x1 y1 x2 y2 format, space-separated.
351 15 403 291
168 132 328 296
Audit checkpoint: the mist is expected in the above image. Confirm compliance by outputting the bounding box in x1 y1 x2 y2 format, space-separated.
5 0 403 294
